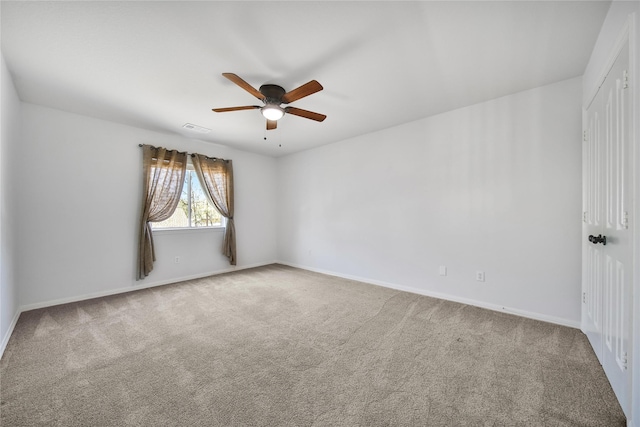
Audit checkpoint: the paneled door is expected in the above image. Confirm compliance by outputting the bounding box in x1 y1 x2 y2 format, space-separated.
583 41 632 416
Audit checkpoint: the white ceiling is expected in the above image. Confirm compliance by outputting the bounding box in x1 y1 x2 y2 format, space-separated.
1 1 610 157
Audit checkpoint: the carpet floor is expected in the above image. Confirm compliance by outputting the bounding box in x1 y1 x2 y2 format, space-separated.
0 264 625 426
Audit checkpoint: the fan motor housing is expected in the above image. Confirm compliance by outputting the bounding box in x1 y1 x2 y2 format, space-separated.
259 84 286 103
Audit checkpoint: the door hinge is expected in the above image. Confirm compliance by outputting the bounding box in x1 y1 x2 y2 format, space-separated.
622 352 628 370
583 211 588 223
622 211 629 229
623 70 629 89
582 292 587 304
583 130 588 142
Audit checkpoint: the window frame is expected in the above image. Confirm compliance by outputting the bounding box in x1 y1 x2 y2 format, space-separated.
150 161 226 231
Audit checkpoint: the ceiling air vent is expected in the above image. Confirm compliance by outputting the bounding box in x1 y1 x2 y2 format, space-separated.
182 123 211 134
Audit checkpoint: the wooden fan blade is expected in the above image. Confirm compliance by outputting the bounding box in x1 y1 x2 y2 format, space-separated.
266 120 277 130
222 73 265 100
281 80 323 104
212 105 260 113
285 107 327 122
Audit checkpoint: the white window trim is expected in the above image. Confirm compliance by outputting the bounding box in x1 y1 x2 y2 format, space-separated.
152 225 225 235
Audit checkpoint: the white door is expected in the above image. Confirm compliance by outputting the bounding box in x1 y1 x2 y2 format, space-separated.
583 80 604 364
583 41 632 416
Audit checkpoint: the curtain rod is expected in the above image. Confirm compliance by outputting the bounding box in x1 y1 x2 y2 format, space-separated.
190 153 229 162
138 144 229 162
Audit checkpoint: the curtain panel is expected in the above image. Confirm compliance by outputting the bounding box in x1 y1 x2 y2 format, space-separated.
192 154 236 265
137 145 187 279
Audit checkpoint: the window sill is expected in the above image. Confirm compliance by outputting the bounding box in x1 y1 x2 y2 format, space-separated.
151 226 225 236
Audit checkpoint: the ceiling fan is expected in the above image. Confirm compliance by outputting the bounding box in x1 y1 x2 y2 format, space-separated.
212 73 327 130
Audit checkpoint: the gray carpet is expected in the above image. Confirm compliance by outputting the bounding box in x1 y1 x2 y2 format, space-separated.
0 264 625 426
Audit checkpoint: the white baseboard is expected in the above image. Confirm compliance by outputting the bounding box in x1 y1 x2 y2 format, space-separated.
19 261 276 313
1 308 21 358
277 261 581 329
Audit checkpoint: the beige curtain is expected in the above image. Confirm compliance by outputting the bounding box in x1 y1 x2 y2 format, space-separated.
137 145 187 279
192 154 236 265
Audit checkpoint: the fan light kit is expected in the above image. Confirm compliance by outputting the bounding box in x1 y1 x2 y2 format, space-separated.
261 105 284 121
213 73 326 131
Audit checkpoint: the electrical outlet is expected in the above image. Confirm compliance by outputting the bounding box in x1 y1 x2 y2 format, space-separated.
476 271 485 282
174 256 180 264
439 265 447 276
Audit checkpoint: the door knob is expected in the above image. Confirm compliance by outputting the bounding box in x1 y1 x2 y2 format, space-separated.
588 234 607 245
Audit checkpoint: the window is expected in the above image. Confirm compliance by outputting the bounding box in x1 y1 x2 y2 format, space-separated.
152 168 223 229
